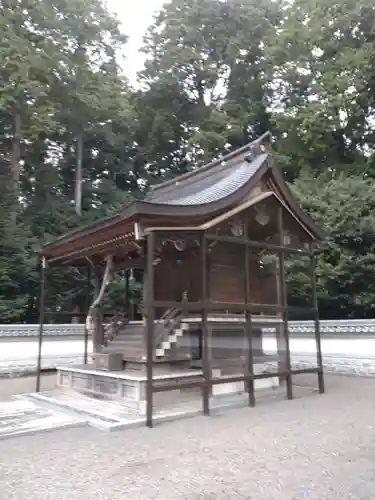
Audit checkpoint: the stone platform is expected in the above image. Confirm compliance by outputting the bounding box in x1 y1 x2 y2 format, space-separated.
55 362 279 417
11 362 280 433
57 364 203 415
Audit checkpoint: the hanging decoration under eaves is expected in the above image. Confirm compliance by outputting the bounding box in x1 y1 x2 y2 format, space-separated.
173 239 186 251
230 222 244 237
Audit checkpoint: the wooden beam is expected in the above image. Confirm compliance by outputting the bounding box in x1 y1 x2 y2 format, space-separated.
47 233 137 265
200 191 273 230
277 206 293 400
146 231 155 428
244 217 255 407
201 233 210 416
112 257 146 272
310 248 325 394
205 233 312 256
151 299 316 315
36 257 47 393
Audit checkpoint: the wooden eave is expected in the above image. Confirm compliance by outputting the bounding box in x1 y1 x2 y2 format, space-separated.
143 190 321 245
266 159 325 241
41 158 270 264
40 133 324 265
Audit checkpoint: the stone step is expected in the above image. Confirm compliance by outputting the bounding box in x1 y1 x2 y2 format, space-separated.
0 399 86 440
112 335 145 342
110 337 144 344
103 341 144 347
102 348 145 357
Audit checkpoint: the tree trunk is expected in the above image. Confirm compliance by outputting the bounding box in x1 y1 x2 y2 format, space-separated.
86 256 113 351
71 304 80 324
10 111 21 223
75 132 83 216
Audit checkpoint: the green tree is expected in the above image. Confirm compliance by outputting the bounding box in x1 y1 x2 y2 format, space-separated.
268 0 375 180
0 0 136 322
50 0 130 216
140 0 280 176
289 170 375 319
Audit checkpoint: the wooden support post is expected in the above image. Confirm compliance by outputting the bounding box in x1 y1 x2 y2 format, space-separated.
277 206 293 400
124 269 129 315
275 257 285 385
83 266 91 365
310 250 325 394
93 271 102 351
36 256 47 392
201 232 210 415
146 231 155 428
244 219 255 407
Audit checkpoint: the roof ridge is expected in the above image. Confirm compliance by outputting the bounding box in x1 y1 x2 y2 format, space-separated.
150 131 271 193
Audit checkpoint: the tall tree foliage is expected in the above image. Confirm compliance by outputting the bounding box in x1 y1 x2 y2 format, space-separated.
0 0 136 322
1 0 375 321
268 0 375 180
291 171 375 319
139 0 280 180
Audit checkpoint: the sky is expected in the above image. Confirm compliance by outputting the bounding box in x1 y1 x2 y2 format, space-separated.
106 0 166 84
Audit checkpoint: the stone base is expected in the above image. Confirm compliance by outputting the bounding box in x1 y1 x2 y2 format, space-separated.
124 359 193 374
211 364 279 396
57 365 203 416
57 362 279 416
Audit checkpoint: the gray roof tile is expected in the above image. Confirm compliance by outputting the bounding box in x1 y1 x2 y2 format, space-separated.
147 153 268 206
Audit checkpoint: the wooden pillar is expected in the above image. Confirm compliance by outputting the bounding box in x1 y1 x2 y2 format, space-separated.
146 231 155 428
83 266 91 364
277 206 293 400
275 257 285 382
244 225 255 407
128 269 135 321
201 232 210 415
142 267 147 321
36 256 47 392
124 269 129 315
93 269 104 352
310 250 325 393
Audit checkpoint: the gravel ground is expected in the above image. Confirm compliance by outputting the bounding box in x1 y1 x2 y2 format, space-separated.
0 374 374 500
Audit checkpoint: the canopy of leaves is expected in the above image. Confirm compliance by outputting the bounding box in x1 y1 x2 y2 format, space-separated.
1 0 375 322
291 172 375 318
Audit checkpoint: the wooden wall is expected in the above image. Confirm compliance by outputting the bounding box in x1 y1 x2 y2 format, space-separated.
153 242 279 306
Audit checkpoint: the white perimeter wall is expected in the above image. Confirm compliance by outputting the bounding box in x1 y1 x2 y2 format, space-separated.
2 329 375 377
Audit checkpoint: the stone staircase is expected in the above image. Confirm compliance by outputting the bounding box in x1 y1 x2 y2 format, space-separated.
100 309 191 363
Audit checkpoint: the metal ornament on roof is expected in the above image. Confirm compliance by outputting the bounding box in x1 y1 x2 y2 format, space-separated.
255 210 270 226
230 222 244 237
173 239 186 251
208 239 217 252
283 232 292 246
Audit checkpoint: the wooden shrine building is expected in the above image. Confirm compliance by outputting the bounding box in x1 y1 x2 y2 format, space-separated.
38 132 325 427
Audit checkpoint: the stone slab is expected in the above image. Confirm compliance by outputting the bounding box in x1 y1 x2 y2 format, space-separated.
23 386 285 432
23 391 202 431
56 364 203 381
0 399 86 440
57 362 280 415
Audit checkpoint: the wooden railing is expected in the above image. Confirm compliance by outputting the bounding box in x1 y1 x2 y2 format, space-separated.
102 311 128 346
155 308 183 349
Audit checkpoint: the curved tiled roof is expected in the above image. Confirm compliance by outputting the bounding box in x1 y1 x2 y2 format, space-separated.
41 131 325 261
146 154 267 206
